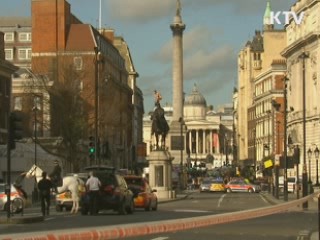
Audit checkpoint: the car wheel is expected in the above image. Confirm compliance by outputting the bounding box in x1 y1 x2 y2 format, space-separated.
56 205 63 212
118 199 127 215
248 188 254 193
126 199 134 214
145 201 151 211
151 200 158 211
226 188 232 193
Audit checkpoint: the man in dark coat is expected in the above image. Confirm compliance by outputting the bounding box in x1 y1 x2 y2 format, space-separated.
38 171 53 216
49 159 62 192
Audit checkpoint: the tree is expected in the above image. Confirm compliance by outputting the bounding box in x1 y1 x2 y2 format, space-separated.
23 61 88 172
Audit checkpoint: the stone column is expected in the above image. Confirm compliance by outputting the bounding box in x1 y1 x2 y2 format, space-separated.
170 6 185 122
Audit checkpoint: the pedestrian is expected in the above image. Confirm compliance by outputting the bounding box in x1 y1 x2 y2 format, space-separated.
38 171 53 216
49 159 62 193
85 171 101 215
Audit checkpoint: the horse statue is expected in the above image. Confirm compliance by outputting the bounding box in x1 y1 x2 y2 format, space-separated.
25 164 85 214
151 102 170 150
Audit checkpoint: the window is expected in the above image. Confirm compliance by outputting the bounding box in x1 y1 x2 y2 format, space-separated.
14 97 22 111
73 57 83 70
4 32 14 42
4 49 13 60
17 48 32 60
34 96 41 110
18 32 31 42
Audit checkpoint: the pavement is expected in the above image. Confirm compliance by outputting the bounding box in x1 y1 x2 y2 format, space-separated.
1 190 319 240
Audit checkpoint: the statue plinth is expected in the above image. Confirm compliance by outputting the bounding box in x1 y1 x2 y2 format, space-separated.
146 150 176 199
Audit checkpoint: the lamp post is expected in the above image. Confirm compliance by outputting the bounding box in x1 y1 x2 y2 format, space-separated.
308 148 312 183
32 106 38 203
179 117 185 190
315 147 320 186
272 99 281 199
283 76 289 201
300 52 309 209
94 46 102 165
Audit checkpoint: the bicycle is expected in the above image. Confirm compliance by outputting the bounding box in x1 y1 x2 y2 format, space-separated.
5 197 24 216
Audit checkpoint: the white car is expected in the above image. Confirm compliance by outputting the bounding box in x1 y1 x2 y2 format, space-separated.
287 177 302 193
0 183 25 213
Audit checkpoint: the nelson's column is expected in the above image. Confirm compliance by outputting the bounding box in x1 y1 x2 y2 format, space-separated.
168 0 187 189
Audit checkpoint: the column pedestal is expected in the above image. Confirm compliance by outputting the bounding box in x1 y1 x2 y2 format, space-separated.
146 150 175 199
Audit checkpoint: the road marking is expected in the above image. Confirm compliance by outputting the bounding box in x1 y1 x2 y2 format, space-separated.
260 194 269 204
44 217 54 221
151 237 169 240
217 194 226 208
174 209 210 213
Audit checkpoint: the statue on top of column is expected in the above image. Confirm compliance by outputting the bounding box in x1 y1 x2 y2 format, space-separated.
176 0 181 16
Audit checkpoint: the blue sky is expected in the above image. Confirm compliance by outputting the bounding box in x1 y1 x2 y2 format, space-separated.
1 0 296 113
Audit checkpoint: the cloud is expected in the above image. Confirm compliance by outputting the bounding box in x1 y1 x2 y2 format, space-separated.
106 0 174 23
151 25 214 63
106 0 296 23
184 45 236 80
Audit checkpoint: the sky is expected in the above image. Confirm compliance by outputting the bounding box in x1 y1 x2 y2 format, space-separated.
1 0 297 114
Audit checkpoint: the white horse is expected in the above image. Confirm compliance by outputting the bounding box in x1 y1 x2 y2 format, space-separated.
25 164 85 214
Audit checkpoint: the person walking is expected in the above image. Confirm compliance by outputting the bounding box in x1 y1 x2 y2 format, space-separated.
38 171 53 216
49 159 62 193
85 171 101 215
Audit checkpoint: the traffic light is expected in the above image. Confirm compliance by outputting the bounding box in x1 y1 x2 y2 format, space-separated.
9 111 23 150
89 136 95 159
293 146 300 164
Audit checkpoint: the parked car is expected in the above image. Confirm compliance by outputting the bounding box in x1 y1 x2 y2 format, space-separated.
225 178 261 193
200 178 225 192
81 170 134 215
0 183 25 213
123 175 158 211
55 173 87 212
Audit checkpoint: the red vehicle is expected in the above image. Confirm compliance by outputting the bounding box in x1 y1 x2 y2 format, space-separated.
124 175 158 211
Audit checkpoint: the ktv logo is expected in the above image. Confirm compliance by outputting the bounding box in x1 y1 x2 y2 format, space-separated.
270 11 305 25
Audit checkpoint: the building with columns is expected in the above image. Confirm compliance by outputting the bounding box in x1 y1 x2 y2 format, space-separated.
281 0 320 184
143 85 234 172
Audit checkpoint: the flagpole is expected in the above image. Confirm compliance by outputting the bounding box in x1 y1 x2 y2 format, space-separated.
99 0 102 29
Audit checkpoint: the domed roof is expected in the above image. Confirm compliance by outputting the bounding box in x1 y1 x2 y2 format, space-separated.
185 84 207 106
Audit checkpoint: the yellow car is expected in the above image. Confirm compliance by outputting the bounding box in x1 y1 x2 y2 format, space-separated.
200 178 225 192
55 173 87 212
209 178 226 192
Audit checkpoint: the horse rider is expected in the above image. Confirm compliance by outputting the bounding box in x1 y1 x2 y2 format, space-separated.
49 159 62 193
154 90 162 104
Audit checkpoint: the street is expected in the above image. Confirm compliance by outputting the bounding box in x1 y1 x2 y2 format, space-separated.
0 191 317 239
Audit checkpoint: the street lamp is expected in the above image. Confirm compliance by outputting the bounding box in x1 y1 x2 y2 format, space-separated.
300 52 309 209
179 117 185 190
308 148 312 183
283 76 289 202
94 46 102 165
32 106 38 203
315 147 320 186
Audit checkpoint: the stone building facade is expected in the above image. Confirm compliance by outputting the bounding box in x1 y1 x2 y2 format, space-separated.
282 0 320 183
237 2 287 169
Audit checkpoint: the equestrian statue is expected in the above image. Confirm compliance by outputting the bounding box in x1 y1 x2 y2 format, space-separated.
151 90 169 150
